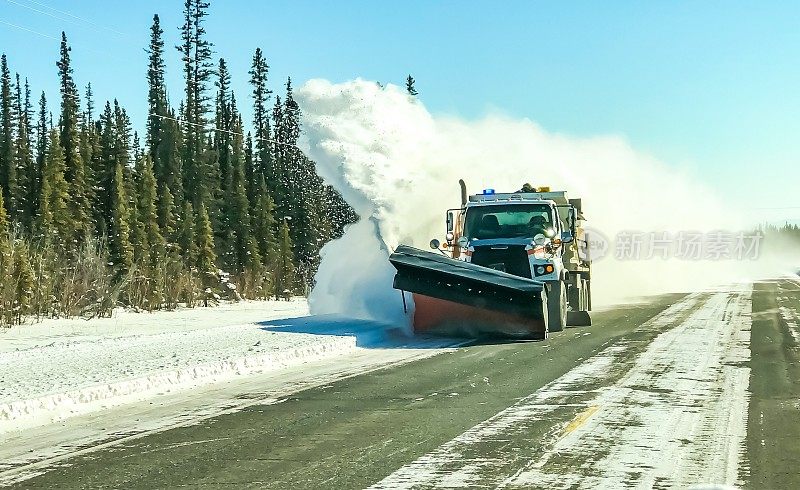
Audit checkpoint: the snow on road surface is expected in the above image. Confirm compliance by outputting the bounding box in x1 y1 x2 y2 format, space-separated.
372 286 752 489
0 299 455 435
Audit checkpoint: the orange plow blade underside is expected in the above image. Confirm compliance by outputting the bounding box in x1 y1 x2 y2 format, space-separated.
412 293 546 338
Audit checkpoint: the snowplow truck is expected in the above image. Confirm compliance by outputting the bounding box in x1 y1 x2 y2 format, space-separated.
389 181 592 339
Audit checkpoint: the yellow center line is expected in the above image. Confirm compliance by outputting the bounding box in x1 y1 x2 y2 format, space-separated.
562 405 600 436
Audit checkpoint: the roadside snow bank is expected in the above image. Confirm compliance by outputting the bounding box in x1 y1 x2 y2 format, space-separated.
0 300 369 433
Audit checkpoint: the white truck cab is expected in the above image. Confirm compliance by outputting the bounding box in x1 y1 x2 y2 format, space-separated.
433 185 592 332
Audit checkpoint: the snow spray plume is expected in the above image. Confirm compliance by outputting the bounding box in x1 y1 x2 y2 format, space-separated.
298 79 752 324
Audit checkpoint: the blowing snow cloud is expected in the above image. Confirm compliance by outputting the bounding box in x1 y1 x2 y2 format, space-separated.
297 79 748 323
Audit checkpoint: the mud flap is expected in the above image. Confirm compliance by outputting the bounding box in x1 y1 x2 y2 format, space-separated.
567 310 592 326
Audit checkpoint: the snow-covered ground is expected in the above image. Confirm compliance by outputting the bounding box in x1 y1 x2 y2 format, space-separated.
0 299 439 435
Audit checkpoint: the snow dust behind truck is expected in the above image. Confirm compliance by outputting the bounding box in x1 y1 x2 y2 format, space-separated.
389 181 592 339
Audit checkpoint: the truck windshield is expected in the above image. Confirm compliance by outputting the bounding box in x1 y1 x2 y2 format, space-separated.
464 204 554 240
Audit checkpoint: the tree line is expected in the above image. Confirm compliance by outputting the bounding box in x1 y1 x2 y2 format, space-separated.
760 223 800 253
0 0 358 326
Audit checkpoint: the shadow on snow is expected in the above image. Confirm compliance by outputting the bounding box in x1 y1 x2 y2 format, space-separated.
258 314 456 349
257 314 557 349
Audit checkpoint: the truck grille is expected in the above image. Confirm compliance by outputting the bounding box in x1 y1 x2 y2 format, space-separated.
471 245 531 279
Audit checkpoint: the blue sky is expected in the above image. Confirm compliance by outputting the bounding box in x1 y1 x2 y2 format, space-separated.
1 1 798 222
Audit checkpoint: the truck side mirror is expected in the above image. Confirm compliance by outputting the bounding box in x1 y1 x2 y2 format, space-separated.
561 231 574 243
430 239 441 249
446 211 454 232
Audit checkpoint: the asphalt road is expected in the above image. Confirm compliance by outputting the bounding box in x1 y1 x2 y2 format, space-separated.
746 279 800 489
9 280 800 489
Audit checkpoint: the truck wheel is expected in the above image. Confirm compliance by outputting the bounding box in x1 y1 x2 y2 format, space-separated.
547 281 567 332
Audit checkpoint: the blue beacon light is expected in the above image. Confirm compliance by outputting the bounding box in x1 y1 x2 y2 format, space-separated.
482 188 495 195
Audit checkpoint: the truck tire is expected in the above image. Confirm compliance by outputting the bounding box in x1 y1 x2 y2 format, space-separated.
547 280 566 332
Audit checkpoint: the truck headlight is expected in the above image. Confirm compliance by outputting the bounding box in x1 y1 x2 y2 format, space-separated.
536 266 545 275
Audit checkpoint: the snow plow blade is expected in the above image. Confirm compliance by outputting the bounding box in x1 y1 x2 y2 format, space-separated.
389 245 548 338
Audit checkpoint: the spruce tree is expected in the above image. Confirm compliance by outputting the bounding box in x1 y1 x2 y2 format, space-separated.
132 131 143 162
80 87 101 234
0 54 17 219
177 200 197 265
178 0 195 190
93 100 134 238
244 131 255 203
113 101 133 199
57 32 91 242
270 94 284 208
405 74 418 96
275 219 295 300
272 79 301 223
177 0 215 211
159 181 180 307
13 240 34 323
195 201 217 297
0 187 8 244
109 161 133 275
226 112 260 271
136 155 165 308
137 155 165 260
23 78 35 205
251 173 277 271
158 109 184 204
84 82 94 123
248 48 272 182
14 74 34 230
292 155 325 289
146 14 168 179
96 101 116 232
0 190 10 323
277 79 321 288
129 172 146 267
38 128 71 245
33 92 47 211
215 57 232 189
157 182 177 242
